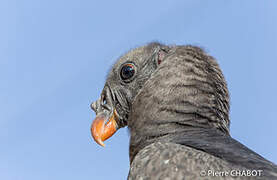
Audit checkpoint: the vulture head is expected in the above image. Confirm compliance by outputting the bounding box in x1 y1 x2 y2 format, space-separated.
90 42 230 162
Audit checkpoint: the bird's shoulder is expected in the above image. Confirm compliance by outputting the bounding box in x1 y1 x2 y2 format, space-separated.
128 141 252 180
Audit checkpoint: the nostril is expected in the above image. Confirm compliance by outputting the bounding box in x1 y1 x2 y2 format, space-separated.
91 102 96 111
102 95 107 105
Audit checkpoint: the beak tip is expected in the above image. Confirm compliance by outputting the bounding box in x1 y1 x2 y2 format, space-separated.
96 139 106 147
91 131 106 147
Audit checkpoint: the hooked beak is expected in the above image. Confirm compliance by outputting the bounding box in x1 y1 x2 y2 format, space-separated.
90 88 120 147
90 109 118 147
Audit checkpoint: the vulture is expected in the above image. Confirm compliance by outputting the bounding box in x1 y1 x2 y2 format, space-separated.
90 42 277 179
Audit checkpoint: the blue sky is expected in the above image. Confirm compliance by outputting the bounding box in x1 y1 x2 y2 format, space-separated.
1 0 277 179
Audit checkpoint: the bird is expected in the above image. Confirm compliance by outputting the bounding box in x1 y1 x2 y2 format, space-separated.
90 42 277 179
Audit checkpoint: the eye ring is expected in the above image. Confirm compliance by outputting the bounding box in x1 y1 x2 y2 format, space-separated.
120 63 136 82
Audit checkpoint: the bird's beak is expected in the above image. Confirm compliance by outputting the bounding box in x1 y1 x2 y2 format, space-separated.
91 108 119 147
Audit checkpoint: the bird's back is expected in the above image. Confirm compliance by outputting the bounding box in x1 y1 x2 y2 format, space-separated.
128 128 277 180
129 142 240 180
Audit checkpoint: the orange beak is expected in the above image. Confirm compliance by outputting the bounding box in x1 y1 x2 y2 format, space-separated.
91 109 118 147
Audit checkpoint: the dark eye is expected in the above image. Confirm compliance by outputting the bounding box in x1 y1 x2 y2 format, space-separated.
120 63 135 81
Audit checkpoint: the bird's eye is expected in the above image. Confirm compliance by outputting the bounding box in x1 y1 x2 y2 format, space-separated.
120 63 135 81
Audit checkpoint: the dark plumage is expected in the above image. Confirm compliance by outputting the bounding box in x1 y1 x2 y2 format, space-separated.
90 42 277 179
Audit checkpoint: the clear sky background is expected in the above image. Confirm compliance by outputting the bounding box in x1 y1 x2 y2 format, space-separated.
1 0 277 179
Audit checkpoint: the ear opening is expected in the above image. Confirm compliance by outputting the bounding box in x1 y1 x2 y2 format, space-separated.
156 47 170 66
157 50 164 65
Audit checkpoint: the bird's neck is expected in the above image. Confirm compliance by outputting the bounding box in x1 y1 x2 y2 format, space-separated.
128 88 230 163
